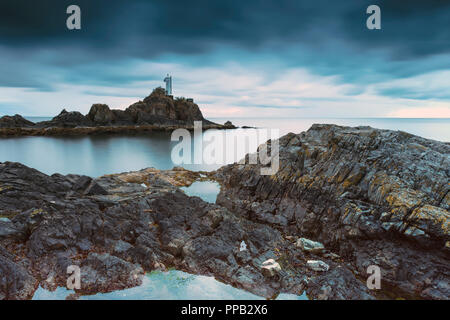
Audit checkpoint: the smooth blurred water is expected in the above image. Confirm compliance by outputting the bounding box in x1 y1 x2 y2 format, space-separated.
1 118 448 177
32 270 307 300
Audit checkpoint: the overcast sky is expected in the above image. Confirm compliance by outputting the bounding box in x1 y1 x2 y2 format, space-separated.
1 0 449 118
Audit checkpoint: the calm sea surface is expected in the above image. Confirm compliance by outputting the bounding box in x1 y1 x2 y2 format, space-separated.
0 117 447 177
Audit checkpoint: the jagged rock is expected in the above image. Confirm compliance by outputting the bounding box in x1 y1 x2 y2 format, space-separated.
71 175 93 192
261 259 281 277
2 162 335 300
83 180 108 196
296 238 325 253
34 109 93 128
124 88 204 125
0 114 34 128
307 260 330 272
87 104 115 125
0 247 37 299
223 121 237 129
174 98 204 122
306 267 374 300
65 293 79 300
216 124 450 299
0 220 24 241
0 161 371 300
79 253 144 294
111 109 134 125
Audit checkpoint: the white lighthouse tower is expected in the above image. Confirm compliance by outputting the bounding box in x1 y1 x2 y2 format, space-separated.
163 74 172 95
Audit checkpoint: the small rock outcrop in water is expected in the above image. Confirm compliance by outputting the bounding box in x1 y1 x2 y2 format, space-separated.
39 109 93 128
87 104 116 125
0 87 236 136
0 114 34 128
216 124 449 299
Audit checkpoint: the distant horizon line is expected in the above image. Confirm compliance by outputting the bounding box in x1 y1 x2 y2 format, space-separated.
12 115 450 120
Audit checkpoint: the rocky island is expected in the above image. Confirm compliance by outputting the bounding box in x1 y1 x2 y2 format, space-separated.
0 124 448 300
0 87 235 137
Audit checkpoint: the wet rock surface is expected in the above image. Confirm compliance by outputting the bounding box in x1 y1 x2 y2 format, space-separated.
215 124 450 299
0 88 236 136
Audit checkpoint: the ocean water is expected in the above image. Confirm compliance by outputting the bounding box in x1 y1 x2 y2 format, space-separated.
1 117 448 177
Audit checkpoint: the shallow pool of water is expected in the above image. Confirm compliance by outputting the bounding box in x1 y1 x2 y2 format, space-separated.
32 270 307 300
180 180 221 203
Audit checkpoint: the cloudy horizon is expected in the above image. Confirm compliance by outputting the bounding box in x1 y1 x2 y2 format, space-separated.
1 0 450 118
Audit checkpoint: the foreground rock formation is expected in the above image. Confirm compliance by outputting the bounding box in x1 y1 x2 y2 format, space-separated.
216 124 449 299
0 124 448 300
0 87 235 136
0 161 372 300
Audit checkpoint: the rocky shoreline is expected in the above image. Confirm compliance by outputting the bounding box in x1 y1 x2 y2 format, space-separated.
216 124 449 299
0 87 235 137
0 124 448 300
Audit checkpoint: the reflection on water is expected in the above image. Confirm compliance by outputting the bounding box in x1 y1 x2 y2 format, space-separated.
0 129 264 176
1 118 448 177
181 181 221 203
0 132 175 176
32 270 307 300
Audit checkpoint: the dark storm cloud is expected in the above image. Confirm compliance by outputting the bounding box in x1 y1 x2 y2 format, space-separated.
1 0 449 58
1 0 450 103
